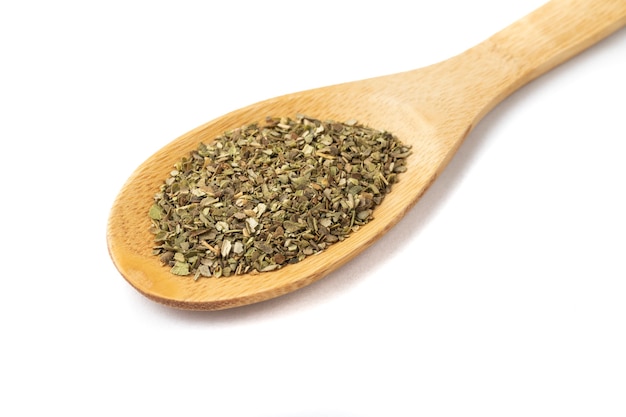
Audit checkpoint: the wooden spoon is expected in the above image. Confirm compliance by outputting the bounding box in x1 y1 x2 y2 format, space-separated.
107 0 625 310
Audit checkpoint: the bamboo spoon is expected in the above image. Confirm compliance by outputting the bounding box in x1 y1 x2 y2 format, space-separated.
107 0 625 310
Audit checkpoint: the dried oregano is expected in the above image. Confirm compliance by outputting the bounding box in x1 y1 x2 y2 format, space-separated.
149 115 411 279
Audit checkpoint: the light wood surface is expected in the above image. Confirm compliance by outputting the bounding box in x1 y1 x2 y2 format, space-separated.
107 0 625 310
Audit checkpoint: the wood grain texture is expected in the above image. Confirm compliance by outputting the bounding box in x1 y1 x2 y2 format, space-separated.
107 0 626 310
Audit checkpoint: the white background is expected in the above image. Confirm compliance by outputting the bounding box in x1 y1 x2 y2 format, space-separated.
1 1 624 416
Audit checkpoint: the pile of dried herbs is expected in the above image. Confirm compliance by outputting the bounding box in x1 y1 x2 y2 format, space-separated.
149 115 411 279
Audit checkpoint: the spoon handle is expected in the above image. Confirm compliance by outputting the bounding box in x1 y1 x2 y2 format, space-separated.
475 0 625 118
487 0 625 96
405 0 626 126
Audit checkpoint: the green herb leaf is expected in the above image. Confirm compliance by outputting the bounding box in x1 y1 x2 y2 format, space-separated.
171 261 190 276
149 204 162 220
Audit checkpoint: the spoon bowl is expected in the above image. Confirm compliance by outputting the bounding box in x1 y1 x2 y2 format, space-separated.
107 0 625 310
